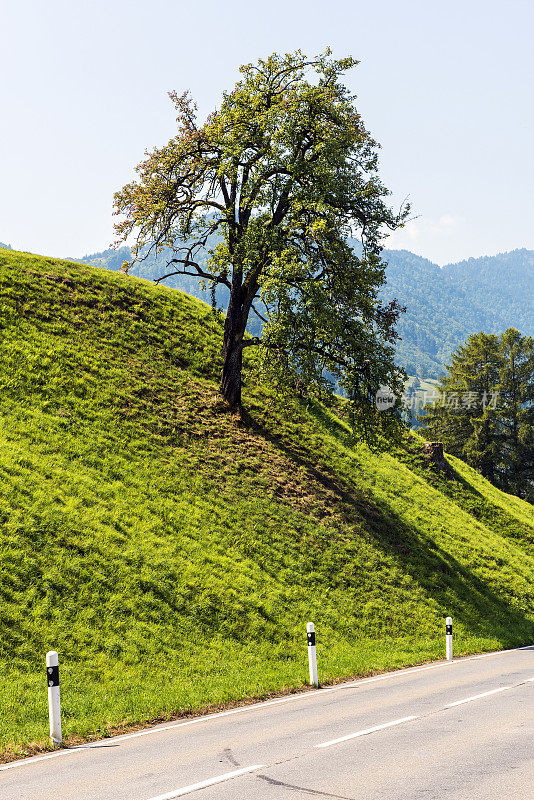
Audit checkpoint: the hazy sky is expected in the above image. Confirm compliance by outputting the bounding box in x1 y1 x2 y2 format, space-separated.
1 0 532 265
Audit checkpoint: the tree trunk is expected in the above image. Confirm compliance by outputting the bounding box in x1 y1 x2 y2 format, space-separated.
220 270 259 409
221 324 244 409
220 278 250 410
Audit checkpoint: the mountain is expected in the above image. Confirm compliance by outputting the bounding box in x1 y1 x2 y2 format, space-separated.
443 249 534 332
0 245 533 759
74 245 129 272
380 247 534 377
74 243 534 379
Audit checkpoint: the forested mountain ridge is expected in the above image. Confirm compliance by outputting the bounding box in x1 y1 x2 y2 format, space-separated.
444 249 534 332
380 247 534 377
56 243 534 379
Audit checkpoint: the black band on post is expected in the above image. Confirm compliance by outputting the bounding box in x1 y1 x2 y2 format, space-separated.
446 624 452 635
307 631 316 646
47 665 59 687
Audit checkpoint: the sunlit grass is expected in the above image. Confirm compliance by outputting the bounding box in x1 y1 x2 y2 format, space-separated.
0 247 532 759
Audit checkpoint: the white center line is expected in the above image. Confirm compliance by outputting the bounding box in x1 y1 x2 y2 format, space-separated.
315 715 418 749
445 686 511 708
145 764 264 800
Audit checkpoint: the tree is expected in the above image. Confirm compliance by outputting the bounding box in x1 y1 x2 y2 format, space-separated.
114 50 408 431
421 332 502 481
421 329 534 500
497 329 534 498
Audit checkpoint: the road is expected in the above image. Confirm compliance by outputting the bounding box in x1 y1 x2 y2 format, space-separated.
1 646 532 800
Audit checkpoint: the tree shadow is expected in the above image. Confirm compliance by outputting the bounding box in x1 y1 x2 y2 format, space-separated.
405 446 534 554
241 405 534 645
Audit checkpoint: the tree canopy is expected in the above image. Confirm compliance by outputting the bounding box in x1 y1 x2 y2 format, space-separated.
114 49 408 433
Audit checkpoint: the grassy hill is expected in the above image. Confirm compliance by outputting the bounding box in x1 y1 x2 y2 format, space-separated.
0 247 533 761
75 243 534 379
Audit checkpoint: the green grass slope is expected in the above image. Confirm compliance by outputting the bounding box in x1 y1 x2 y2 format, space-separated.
0 247 533 760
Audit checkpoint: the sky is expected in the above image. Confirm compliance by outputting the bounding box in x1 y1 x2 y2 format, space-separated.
1 0 532 266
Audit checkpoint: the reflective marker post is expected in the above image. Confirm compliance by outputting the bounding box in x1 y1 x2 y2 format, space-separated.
46 650 62 745
307 622 318 688
446 617 453 662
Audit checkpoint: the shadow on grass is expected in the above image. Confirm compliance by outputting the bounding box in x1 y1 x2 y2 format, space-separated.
397 441 534 556
242 404 534 647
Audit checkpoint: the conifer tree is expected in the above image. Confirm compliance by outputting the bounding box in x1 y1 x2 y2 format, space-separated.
421 329 534 500
421 332 501 482
497 329 534 497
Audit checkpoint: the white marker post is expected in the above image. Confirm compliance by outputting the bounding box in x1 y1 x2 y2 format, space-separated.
445 617 453 661
46 650 62 745
307 622 318 688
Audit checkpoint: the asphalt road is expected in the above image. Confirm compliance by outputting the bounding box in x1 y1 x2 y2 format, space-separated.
1 646 533 800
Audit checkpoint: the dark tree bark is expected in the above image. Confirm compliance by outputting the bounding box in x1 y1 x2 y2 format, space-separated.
220 277 256 409
221 316 244 409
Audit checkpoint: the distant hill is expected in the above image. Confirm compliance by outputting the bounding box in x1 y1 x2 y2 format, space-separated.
74 245 129 272
443 249 534 332
69 244 534 379
380 247 534 377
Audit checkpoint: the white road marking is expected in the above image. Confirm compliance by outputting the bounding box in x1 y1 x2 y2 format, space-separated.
315 715 418 749
145 765 264 799
0 750 78 771
1 644 531 772
445 686 511 707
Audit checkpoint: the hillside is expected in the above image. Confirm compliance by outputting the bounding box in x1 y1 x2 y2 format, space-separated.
0 247 533 761
74 244 534 379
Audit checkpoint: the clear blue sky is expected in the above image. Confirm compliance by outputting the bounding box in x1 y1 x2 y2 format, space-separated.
1 0 532 265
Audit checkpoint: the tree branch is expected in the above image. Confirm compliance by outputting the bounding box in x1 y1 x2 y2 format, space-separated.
250 304 268 324
154 258 231 289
